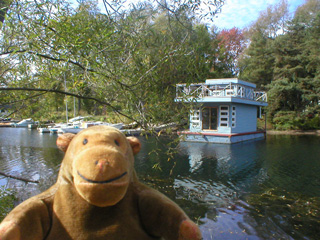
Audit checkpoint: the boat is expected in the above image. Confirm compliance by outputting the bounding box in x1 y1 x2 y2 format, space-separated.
37 115 124 134
69 116 87 123
37 128 51 133
37 116 85 134
11 118 35 128
28 124 38 129
49 123 75 134
176 78 268 144
60 123 124 134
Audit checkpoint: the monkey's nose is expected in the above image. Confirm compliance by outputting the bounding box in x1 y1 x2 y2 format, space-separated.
95 159 108 171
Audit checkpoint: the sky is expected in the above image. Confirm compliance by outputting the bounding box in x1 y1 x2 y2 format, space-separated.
211 0 306 29
90 0 306 30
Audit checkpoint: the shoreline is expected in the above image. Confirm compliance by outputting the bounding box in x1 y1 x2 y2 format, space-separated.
266 130 320 135
2 122 320 136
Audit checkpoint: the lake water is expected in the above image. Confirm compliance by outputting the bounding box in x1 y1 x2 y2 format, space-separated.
0 128 319 239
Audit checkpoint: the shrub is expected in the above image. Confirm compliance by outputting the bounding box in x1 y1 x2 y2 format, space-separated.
0 187 16 221
272 111 300 130
272 112 320 130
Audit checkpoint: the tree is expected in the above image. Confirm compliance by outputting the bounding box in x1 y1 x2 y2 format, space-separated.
238 0 320 129
0 0 12 24
216 27 245 76
238 28 275 88
0 0 224 127
267 0 320 125
238 0 290 88
248 0 290 38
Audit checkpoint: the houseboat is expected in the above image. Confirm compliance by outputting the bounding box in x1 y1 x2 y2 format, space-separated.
175 78 268 144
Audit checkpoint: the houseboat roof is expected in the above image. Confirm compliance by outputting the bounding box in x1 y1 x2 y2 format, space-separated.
175 78 268 107
205 78 256 88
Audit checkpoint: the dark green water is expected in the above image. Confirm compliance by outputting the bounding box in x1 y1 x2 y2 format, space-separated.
0 128 319 239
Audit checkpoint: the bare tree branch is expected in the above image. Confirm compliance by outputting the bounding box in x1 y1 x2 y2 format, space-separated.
0 87 137 122
0 171 39 184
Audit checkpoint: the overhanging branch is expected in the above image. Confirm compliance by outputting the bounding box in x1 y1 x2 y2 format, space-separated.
0 49 132 89
0 91 47 106
0 87 136 122
0 49 95 72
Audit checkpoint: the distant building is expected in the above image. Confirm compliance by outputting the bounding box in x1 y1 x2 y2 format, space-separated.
175 78 268 144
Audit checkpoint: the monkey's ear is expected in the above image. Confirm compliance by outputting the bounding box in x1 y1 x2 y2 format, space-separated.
126 137 141 155
56 133 75 152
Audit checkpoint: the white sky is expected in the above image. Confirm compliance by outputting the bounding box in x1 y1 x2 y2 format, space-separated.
212 0 306 29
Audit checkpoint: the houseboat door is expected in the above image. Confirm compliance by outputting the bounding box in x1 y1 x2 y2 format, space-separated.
202 107 218 130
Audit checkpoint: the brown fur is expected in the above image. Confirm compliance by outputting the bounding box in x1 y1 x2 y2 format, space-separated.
0 126 202 240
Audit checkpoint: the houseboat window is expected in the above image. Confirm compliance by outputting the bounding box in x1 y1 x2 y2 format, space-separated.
232 106 236 128
219 105 229 127
190 109 201 129
202 107 218 130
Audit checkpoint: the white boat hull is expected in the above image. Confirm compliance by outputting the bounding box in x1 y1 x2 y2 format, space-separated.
38 128 51 133
60 123 123 134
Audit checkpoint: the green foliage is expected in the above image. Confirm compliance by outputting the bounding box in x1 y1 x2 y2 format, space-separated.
239 0 320 130
0 0 227 126
300 115 320 130
0 187 16 222
1 0 319 131
272 111 320 130
272 111 301 130
239 29 275 88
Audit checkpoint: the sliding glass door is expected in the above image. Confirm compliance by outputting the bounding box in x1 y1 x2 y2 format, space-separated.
202 107 218 130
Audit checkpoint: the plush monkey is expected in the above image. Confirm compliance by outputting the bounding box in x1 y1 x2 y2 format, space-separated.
0 126 202 240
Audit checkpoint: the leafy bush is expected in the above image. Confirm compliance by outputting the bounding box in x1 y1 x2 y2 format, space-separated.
272 111 320 130
272 111 300 130
299 114 320 130
0 187 16 221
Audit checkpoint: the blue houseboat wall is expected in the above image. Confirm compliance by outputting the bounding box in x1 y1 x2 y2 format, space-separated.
176 78 268 144
189 103 259 134
230 104 258 134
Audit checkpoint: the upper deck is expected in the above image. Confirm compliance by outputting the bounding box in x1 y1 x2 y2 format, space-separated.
175 78 268 106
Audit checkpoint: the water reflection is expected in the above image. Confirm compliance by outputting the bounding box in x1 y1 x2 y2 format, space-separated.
176 141 276 239
0 128 62 200
0 128 319 239
135 136 320 239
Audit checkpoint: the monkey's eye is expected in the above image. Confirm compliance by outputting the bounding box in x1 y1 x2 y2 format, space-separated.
114 140 120 146
83 139 88 145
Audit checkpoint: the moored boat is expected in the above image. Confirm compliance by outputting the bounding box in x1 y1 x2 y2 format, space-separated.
60 123 124 134
11 118 35 128
38 128 51 133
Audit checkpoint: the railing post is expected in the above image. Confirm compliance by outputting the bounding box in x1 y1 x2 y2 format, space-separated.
201 84 204 97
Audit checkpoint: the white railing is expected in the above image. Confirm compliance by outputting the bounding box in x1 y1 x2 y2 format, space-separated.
254 92 268 102
176 83 267 102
